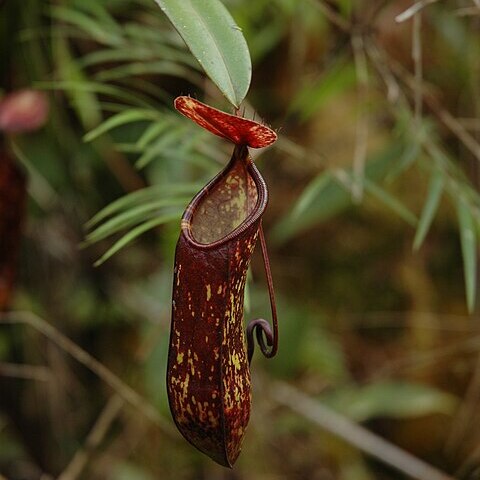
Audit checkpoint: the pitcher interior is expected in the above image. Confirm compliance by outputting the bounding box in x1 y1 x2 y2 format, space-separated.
191 159 258 244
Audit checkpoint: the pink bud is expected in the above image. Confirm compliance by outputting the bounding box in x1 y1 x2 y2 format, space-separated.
0 90 49 133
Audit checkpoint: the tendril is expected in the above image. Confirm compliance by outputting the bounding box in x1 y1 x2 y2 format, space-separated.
247 223 278 364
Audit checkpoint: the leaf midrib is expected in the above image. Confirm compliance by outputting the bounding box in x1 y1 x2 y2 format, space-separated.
186 0 237 105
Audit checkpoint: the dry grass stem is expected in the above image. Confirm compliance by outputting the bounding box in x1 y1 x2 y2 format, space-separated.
316 0 480 164
58 395 125 480
454 6 480 16
0 362 52 382
351 34 369 202
273 381 455 480
366 41 402 103
446 354 480 456
310 0 351 32
458 118 480 131
372 335 480 379
376 48 480 164
395 0 440 23
0 311 175 436
412 12 423 127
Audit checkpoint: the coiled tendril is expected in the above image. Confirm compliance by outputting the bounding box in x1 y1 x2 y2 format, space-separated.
247 224 278 364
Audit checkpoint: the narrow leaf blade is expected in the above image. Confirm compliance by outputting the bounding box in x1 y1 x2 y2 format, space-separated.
457 200 477 313
84 109 159 142
413 170 444 251
85 197 190 243
94 213 181 266
363 179 418 226
273 144 405 244
292 171 333 218
85 183 200 228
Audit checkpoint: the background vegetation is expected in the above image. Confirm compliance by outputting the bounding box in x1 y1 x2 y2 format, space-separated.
1 0 480 479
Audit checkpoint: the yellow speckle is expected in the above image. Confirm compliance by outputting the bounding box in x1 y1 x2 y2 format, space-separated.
188 357 196 376
217 285 223 294
206 284 211 301
176 264 182 286
231 353 241 371
182 374 190 398
177 353 184 364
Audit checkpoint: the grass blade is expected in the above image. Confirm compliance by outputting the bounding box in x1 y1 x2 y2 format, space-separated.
363 178 418 226
36 81 154 108
86 198 190 243
71 0 122 35
457 199 477 313
413 170 444 250
86 184 200 229
94 213 181 267
50 6 123 47
135 128 187 169
292 171 333 218
94 61 202 86
136 121 170 149
83 109 160 142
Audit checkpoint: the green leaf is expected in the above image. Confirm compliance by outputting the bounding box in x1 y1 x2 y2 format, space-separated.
79 44 199 70
323 381 457 422
153 0 251 107
363 178 418 227
36 80 153 108
300 328 348 381
110 461 155 480
85 183 200 228
54 37 102 129
50 6 123 47
385 142 421 182
71 0 122 35
413 170 444 251
273 143 405 244
290 56 356 121
135 128 188 169
292 171 333 218
115 143 143 154
457 199 477 313
85 197 190 244
94 213 181 266
83 109 160 142
94 61 202 85
136 121 170 149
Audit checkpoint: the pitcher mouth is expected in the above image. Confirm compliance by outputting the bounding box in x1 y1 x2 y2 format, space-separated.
180 145 268 250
